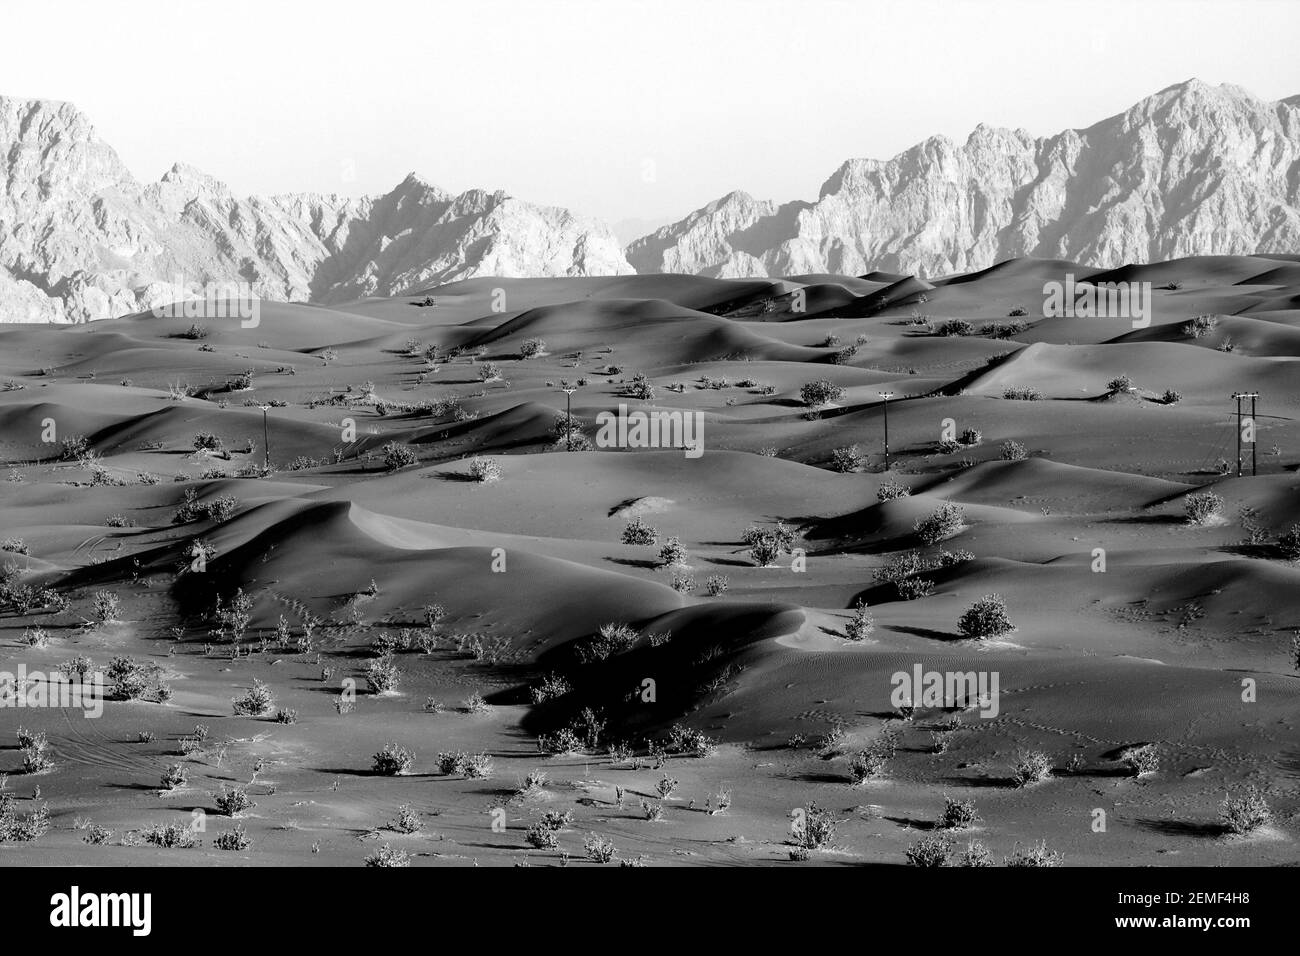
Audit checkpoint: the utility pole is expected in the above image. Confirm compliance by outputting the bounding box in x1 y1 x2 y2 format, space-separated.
260 405 271 472
560 387 578 452
878 391 894 470
1231 392 1259 477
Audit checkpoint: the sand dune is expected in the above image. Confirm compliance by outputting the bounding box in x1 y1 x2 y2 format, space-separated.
1 256 1296 868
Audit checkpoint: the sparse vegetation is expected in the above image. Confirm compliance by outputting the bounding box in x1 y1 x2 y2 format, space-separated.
958 594 1015 640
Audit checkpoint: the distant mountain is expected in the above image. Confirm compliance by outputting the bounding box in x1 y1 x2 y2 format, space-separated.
0 97 632 323
627 80 1300 279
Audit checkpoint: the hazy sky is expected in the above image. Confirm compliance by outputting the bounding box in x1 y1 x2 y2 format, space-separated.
3 0 1298 230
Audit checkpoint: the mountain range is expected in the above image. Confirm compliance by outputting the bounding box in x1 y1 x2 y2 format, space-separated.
2 79 1298 323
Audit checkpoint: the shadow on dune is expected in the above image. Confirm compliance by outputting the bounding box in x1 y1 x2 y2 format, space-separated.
1127 818 1229 839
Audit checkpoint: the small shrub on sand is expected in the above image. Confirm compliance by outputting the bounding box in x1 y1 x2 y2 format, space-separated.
958 594 1015 639
576 623 638 663
620 516 658 546
232 679 275 716
1004 840 1064 867
877 476 910 501
214 785 254 816
1276 526 1300 561
1121 744 1160 777
364 657 401 694
468 457 502 483
914 502 964 545
365 844 410 867
791 801 835 851
373 743 415 776
936 796 981 830
905 833 954 867
1011 750 1053 787
382 442 418 471
583 833 617 864
843 600 874 642
1219 786 1271 834
999 439 1028 461
658 536 688 567
1002 385 1041 401
830 445 863 472
213 825 251 851
800 380 844 408
1184 491 1223 526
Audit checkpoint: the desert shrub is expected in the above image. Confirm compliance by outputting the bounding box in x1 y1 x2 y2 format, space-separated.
62 655 95 682
624 376 656 401
819 334 841 347
830 346 858 364
1005 840 1064 867
999 439 1028 461
792 801 835 850
518 338 545 359
749 535 780 567
365 657 401 694
1011 750 1053 787
0 538 28 555
620 516 658 546
477 361 502 382
1219 786 1271 834
365 844 410 867
914 502 964 545
583 833 617 864
373 743 415 776
142 822 197 848
59 435 90 461
1106 374 1135 393
1184 491 1224 526
529 673 571 704
272 708 297 724
830 445 863 473
670 571 695 592
1121 744 1160 776
213 825 251 851
1002 385 1041 400
192 432 224 453
106 657 150 699
704 574 729 596
935 320 975 337
1276 525 1300 561
800 380 844 407
160 763 188 791
577 623 638 663
958 593 1015 639
937 796 980 830
844 600 874 642
877 476 910 501
956 840 994 866
92 589 121 623
905 833 954 867
1008 307 1028 317
986 321 1027 339
525 823 560 849
468 457 502 483
958 427 982 446
896 577 934 600
1161 388 1182 405
382 442 418 471
658 536 688 567
83 824 113 845
1182 314 1218 338
214 785 254 816
231 679 275 716
537 727 584 755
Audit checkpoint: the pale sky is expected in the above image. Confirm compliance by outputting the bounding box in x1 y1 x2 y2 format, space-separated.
2 0 1298 230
